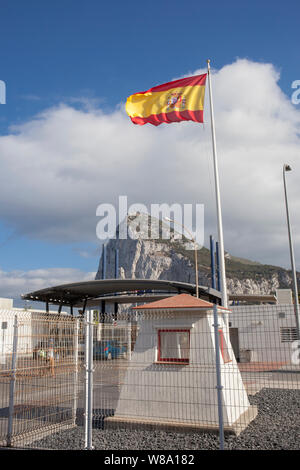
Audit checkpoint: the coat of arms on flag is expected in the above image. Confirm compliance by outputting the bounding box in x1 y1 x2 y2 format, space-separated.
166 92 186 112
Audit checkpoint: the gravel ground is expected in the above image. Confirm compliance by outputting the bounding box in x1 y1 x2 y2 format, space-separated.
26 388 300 451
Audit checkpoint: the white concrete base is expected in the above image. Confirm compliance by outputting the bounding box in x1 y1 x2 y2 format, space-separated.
105 405 258 437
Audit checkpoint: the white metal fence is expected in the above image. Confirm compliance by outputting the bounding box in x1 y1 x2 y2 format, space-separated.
0 310 83 447
0 304 299 450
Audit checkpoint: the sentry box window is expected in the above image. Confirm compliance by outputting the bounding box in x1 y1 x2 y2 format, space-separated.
157 329 190 364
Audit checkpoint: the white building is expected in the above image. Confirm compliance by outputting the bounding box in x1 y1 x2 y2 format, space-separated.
0 297 69 365
229 303 298 364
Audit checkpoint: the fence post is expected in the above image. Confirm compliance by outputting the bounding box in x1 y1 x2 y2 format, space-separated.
87 309 94 450
84 310 89 448
7 315 18 447
73 318 79 426
127 313 132 361
84 310 94 450
212 304 225 450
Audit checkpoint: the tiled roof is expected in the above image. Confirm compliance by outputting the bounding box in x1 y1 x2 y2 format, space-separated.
132 293 214 310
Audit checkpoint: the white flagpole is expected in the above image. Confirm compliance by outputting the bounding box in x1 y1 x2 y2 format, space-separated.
207 59 228 308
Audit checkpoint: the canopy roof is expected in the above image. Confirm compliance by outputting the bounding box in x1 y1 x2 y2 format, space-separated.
22 279 222 309
229 294 277 304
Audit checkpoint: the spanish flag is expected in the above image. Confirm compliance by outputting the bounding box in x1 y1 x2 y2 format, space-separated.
126 74 207 126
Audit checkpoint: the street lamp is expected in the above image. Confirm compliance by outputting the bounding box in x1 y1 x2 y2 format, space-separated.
283 164 300 339
164 217 199 298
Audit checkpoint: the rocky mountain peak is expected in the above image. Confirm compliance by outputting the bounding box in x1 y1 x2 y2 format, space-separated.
95 214 296 296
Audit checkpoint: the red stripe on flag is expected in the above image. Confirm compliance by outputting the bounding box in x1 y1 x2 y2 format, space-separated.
133 74 207 95
129 110 204 126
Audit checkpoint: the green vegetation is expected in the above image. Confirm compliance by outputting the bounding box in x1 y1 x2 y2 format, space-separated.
156 235 294 284
129 215 296 286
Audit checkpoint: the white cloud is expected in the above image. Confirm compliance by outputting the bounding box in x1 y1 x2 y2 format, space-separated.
0 267 96 300
0 58 300 269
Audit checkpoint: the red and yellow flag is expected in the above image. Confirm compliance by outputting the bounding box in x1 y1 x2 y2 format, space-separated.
126 74 207 126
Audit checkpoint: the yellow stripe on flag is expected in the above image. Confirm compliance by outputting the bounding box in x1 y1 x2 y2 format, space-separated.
126 85 205 119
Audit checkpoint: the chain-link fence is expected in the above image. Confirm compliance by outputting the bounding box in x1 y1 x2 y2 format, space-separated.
0 303 299 450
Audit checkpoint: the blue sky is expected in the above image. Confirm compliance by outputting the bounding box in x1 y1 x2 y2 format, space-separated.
1 0 299 125
0 0 299 302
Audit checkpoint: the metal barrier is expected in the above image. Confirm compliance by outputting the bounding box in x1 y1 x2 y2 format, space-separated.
88 305 300 450
0 309 83 448
91 308 256 437
1 304 299 450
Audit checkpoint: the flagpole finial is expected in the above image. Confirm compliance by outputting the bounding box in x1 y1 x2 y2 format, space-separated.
206 59 211 72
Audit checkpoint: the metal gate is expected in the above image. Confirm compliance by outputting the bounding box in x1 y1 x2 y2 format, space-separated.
0 309 83 447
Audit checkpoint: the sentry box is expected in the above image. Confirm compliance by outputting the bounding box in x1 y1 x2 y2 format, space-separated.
105 294 257 435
